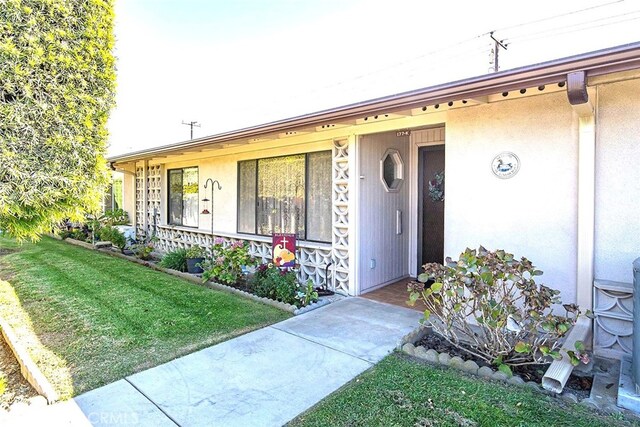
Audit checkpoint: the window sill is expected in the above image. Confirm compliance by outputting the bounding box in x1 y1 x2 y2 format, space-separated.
157 225 332 250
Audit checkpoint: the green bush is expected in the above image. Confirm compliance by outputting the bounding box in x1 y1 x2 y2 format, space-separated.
0 0 116 241
251 264 299 306
98 226 126 253
201 239 255 285
185 245 206 259
408 246 589 370
102 209 129 226
159 248 188 272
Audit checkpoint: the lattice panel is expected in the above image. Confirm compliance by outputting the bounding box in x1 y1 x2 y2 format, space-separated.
156 226 332 286
332 139 350 294
593 280 633 359
135 167 144 237
146 165 161 237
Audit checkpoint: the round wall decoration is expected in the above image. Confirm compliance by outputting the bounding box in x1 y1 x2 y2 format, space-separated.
491 152 520 179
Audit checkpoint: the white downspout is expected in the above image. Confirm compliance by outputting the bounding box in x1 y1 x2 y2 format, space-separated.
542 71 595 393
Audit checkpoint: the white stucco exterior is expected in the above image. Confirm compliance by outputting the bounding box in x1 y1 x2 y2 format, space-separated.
445 91 579 303
595 78 640 284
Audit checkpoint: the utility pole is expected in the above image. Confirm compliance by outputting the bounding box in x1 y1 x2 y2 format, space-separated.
181 120 201 140
489 31 508 73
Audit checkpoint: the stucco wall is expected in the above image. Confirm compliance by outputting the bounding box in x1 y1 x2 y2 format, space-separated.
445 92 579 303
595 79 640 284
160 140 333 237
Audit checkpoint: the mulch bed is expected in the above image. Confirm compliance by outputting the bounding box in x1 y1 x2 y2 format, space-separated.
0 338 38 410
416 332 592 399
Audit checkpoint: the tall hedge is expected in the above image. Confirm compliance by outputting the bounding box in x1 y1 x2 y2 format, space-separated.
0 0 116 240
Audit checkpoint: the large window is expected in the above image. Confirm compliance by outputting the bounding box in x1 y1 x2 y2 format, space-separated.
237 151 332 242
168 167 199 227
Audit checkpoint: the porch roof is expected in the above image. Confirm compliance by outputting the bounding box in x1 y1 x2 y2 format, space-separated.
108 41 640 164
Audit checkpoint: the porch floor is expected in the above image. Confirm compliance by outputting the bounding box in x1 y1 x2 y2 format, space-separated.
361 278 427 312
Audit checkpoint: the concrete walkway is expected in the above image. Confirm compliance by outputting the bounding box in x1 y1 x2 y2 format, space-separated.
13 298 421 426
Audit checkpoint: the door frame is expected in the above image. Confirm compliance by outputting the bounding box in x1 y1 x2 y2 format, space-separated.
408 127 446 276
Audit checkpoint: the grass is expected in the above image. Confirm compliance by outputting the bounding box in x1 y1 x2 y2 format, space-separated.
0 235 290 399
289 354 638 427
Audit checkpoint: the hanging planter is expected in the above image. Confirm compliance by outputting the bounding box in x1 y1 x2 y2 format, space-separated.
428 171 445 202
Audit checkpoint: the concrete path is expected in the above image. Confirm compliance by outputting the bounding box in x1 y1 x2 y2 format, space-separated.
16 298 421 426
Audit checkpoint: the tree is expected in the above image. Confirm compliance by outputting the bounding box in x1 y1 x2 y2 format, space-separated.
0 0 116 240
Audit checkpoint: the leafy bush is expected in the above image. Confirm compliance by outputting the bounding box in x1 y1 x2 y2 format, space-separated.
0 0 116 241
250 265 318 307
408 246 589 369
159 248 188 272
102 209 129 226
131 239 155 260
201 239 255 285
98 226 126 253
296 280 319 307
251 264 299 304
185 245 206 259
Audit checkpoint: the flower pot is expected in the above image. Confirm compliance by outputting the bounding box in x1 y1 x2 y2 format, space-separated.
186 257 204 274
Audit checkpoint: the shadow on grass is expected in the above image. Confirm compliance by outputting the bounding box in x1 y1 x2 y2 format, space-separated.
0 236 290 399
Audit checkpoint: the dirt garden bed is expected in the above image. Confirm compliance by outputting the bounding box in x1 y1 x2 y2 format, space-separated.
415 331 593 400
0 338 38 411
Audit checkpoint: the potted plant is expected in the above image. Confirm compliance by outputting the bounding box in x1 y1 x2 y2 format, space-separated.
185 246 206 274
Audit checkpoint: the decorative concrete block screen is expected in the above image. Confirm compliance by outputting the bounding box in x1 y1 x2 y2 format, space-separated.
331 139 350 294
155 226 334 292
147 165 161 234
135 166 144 237
593 279 633 358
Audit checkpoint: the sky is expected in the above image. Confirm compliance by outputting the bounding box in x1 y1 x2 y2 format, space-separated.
107 0 640 156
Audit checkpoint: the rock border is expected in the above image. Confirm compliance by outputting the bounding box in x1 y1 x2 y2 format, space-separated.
0 317 58 404
60 237 331 315
400 337 626 416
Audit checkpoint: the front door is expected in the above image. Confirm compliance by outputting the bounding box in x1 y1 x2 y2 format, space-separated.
418 145 445 269
358 131 410 293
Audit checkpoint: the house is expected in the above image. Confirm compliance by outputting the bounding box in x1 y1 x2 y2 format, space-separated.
109 42 640 361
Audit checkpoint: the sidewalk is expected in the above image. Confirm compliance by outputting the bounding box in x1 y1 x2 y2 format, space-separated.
10 297 421 426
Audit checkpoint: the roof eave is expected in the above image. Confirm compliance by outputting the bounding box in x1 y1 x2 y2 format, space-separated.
109 41 640 164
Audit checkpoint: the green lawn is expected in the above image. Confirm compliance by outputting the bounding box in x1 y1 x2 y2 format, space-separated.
0 236 290 399
289 354 637 427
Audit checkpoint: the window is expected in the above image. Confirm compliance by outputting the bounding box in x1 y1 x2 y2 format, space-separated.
168 167 199 227
237 151 332 242
380 149 404 192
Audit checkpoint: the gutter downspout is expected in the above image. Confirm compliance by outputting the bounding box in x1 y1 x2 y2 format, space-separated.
542 71 595 393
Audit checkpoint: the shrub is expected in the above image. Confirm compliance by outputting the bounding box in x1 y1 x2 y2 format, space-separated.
201 239 255 285
296 279 319 307
159 248 188 272
185 245 206 259
98 226 126 253
250 265 318 307
0 0 116 241
251 264 299 305
102 209 129 226
131 239 155 260
408 246 589 369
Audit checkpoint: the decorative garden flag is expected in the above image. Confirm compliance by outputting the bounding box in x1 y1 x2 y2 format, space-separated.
272 233 296 267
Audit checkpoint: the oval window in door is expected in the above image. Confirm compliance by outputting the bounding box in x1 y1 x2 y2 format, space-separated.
380 148 404 192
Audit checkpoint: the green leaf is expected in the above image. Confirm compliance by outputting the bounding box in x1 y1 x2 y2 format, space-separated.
540 346 550 355
423 309 431 320
498 364 513 377
417 273 430 283
574 340 585 351
557 323 569 334
430 282 443 293
514 342 531 353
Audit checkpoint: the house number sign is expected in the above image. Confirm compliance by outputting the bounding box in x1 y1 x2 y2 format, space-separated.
491 152 520 179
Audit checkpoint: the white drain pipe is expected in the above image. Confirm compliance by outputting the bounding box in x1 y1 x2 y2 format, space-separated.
542 315 592 393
